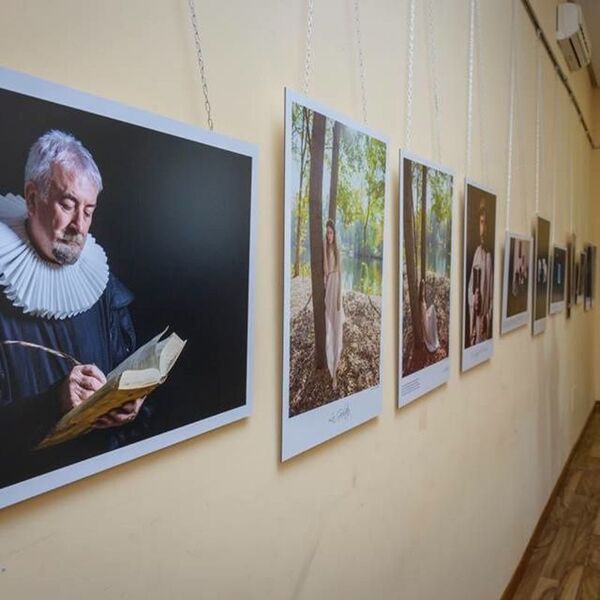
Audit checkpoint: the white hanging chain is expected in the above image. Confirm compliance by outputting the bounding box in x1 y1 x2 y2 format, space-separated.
506 0 517 229
404 0 416 149
569 106 574 232
474 0 488 185
534 32 542 215
353 0 368 124
425 0 442 162
187 0 214 131
303 0 315 95
465 0 476 172
551 67 558 241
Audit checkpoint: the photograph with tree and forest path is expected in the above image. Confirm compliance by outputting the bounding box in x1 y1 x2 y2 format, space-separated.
400 154 453 406
287 99 386 420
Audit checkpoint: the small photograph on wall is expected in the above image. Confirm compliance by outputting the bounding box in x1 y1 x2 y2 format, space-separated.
566 233 576 318
549 245 567 315
400 152 453 405
578 251 586 305
282 89 388 460
501 232 532 334
584 244 596 310
532 216 550 335
461 181 496 372
0 68 257 509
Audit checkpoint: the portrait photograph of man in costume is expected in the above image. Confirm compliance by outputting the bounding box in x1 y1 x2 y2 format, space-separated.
462 183 496 371
0 74 255 503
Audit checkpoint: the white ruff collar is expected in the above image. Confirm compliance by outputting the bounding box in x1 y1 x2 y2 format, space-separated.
0 193 109 320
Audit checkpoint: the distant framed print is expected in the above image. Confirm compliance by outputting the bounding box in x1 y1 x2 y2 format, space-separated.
566 233 576 318
532 216 550 335
0 67 257 509
501 231 532 334
461 180 496 372
549 245 566 315
282 89 388 460
400 152 453 405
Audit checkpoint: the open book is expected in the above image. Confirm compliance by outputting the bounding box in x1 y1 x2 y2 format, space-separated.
37 329 186 449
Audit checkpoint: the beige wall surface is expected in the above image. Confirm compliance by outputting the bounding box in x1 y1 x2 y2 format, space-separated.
0 1 598 599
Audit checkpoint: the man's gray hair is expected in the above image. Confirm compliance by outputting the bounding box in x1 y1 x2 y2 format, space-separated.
24 130 103 195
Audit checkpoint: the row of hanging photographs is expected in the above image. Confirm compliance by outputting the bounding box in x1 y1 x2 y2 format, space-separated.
281 89 597 460
0 70 593 509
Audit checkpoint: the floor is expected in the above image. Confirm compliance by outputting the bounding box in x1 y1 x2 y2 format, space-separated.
511 408 600 599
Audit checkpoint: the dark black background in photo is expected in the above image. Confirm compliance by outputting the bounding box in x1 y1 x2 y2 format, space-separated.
534 218 550 321
463 185 496 348
0 87 252 442
552 247 566 304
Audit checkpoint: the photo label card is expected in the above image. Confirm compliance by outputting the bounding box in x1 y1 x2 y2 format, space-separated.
400 152 454 405
462 181 496 372
282 89 388 460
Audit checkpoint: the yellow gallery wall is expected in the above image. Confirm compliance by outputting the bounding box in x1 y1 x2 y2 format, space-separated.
0 1 598 598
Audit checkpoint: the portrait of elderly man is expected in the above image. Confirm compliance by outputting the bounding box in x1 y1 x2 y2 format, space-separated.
0 130 149 487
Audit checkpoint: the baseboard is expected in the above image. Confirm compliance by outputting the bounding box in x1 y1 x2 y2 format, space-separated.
500 400 599 600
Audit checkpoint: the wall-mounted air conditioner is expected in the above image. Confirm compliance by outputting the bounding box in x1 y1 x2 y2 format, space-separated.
557 3 592 71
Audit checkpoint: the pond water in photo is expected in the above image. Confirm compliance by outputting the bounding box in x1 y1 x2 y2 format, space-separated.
341 254 382 296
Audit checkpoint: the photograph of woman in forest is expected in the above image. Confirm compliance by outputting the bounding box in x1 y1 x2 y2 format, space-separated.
323 219 345 389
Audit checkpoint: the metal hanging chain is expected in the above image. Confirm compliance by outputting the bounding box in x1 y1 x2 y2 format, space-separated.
506 0 517 229
303 0 315 95
534 32 542 215
569 106 574 232
353 0 368 124
474 0 488 185
425 0 442 162
404 0 416 149
188 0 214 130
465 0 476 173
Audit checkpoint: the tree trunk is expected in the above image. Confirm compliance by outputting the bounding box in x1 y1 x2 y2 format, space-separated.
308 111 327 370
293 108 310 277
403 161 424 350
328 121 342 222
420 164 428 285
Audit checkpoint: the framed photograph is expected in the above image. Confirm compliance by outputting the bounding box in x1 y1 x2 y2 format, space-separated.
0 67 257 509
566 233 576 318
532 216 550 335
282 89 388 460
400 152 453 405
461 180 496 372
549 245 567 315
501 231 532 334
578 250 586 305
584 244 596 310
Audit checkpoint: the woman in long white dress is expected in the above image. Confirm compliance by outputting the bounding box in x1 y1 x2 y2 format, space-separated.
323 219 345 389
419 279 440 353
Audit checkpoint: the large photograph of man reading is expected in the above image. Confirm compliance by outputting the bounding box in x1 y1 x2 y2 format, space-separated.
0 70 255 506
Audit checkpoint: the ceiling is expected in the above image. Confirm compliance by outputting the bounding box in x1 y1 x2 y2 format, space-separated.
578 0 600 85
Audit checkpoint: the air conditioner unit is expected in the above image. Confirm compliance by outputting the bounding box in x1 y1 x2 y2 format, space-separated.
557 3 592 71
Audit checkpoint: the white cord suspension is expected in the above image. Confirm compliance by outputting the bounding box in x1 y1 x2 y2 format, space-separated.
303 0 315 95
570 105 574 232
404 0 416 149
353 0 368 124
465 0 476 172
187 0 214 130
474 0 488 185
506 0 517 229
551 67 558 242
425 0 442 162
534 32 542 215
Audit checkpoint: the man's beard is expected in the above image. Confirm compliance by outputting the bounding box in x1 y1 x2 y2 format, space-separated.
52 232 85 265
